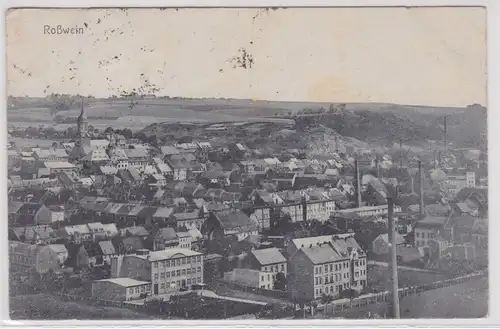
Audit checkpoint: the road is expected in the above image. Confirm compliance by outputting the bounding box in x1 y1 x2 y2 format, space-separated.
316 277 488 319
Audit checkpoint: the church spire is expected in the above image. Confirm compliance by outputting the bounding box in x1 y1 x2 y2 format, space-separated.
77 97 88 139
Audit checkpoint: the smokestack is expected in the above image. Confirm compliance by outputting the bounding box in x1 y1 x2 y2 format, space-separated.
433 150 437 169
355 160 362 208
302 196 307 222
444 116 447 149
387 196 400 319
399 140 403 168
438 151 442 168
418 161 425 219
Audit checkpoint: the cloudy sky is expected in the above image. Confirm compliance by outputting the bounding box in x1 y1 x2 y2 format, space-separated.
6 7 486 107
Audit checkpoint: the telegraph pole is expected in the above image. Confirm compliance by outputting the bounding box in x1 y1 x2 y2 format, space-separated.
387 196 400 319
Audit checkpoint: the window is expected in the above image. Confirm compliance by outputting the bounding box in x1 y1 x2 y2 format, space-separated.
416 232 420 238
197 256 201 263
171 270 176 277
176 270 180 276
187 279 191 285
128 288 134 294
153 262 158 268
325 276 329 284
316 289 319 296
160 283 165 289
182 269 186 276
166 260 171 267
187 268 191 274
324 265 328 272
176 259 180 266
264 266 268 271
319 288 322 294
281 264 285 271
187 258 191 264
182 258 186 264
160 273 165 278
154 274 159 280
159 261 164 268
197 277 201 283
330 264 333 272
262 276 265 281
197 267 201 273
275 265 279 272
166 272 170 278
135 287 140 293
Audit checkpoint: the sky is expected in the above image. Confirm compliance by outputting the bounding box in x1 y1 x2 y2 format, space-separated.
6 7 487 107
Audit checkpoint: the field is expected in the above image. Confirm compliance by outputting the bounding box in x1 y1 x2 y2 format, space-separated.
318 277 488 319
367 265 448 292
9 294 160 320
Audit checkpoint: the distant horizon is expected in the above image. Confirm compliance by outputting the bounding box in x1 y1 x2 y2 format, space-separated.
6 95 485 110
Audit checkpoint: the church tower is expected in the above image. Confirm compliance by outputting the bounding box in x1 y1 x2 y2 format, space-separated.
76 97 88 138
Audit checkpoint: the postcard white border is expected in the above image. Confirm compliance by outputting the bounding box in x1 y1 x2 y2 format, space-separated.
1 0 498 328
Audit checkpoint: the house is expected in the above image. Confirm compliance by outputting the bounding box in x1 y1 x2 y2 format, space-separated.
120 226 149 238
177 231 193 249
87 222 107 241
8 201 24 225
247 248 287 276
98 240 117 265
248 208 271 232
9 241 68 274
148 173 167 187
287 233 367 298
124 148 150 169
110 248 203 295
33 148 69 163
203 210 259 242
239 160 255 174
167 158 191 181
108 147 129 170
289 243 347 301
148 227 179 251
372 232 406 255
223 268 275 290
102 223 119 238
92 278 151 301
152 207 175 225
77 242 105 268
17 225 58 245
414 216 449 248
172 211 205 230
33 204 65 225
43 161 76 175
57 224 92 243
115 236 145 254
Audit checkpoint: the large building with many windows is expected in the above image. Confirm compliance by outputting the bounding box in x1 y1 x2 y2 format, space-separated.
288 234 367 301
110 248 204 295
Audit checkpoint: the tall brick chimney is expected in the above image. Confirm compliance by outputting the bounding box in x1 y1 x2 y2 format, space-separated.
355 160 362 208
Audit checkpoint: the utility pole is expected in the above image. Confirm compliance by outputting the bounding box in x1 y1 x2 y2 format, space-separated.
387 196 400 319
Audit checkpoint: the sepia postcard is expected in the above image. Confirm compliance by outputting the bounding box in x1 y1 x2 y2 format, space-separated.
5 6 488 321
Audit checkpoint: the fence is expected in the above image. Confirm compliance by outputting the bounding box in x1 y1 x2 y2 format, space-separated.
320 270 487 315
